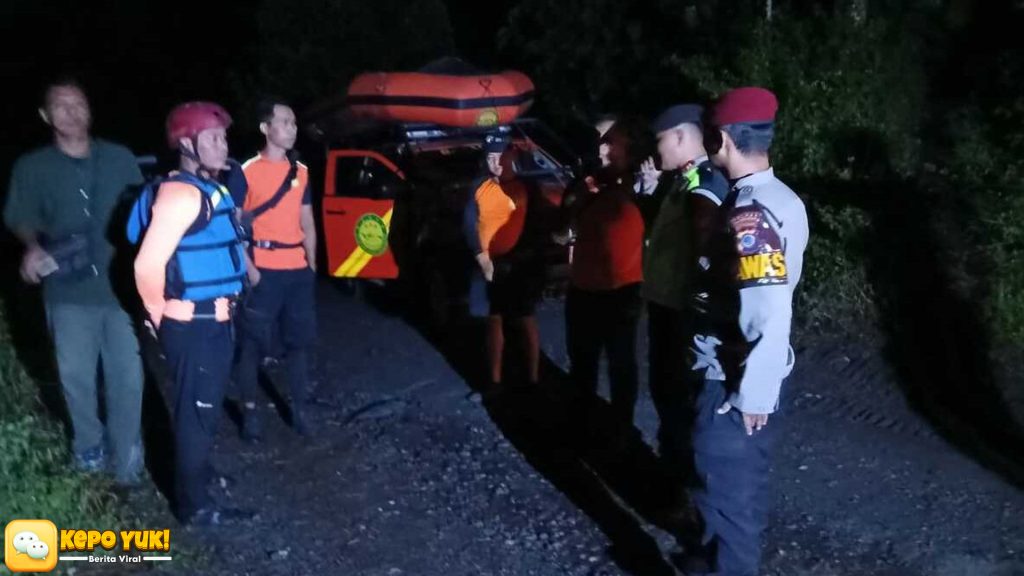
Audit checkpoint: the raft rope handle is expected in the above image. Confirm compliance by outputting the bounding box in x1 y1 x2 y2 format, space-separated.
479 77 493 96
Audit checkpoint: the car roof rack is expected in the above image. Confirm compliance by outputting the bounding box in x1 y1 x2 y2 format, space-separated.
400 123 512 143
308 115 528 148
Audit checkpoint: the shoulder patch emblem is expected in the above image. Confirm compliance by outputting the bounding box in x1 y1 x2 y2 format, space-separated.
730 205 788 287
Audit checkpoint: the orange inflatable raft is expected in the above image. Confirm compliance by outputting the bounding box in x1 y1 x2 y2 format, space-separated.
346 70 535 128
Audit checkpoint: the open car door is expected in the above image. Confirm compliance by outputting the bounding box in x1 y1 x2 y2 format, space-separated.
322 150 405 279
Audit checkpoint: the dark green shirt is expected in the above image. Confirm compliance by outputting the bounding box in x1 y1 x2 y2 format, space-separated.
4 139 144 305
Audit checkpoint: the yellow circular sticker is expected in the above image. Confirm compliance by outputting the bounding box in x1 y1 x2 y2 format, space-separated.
354 213 389 256
476 108 499 127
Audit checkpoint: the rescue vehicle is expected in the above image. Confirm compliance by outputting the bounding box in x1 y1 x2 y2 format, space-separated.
304 115 578 325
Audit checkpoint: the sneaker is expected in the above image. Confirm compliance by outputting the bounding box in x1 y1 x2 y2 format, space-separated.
73 446 107 473
186 505 255 527
241 406 264 443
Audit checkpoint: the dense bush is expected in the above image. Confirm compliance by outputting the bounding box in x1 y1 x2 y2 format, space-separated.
676 13 928 334
950 98 1024 343
795 200 876 336
0 415 120 528
677 15 926 179
504 2 1024 351
0 308 130 553
0 308 114 521
502 6 936 336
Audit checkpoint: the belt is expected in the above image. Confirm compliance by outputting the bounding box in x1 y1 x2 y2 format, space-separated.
190 297 237 320
252 239 303 250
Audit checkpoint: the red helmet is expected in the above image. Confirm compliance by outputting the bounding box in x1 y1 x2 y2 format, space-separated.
165 102 232 149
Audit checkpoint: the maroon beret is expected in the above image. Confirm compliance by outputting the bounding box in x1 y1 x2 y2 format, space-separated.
712 87 778 126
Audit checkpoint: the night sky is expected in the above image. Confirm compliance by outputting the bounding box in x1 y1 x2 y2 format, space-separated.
3 0 1021 183
0 0 518 174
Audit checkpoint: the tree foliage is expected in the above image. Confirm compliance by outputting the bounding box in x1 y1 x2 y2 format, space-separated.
232 0 456 125
499 0 684 122
501 0 1024 347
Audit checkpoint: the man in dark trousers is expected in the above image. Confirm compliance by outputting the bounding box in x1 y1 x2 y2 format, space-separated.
237 98 317 440
643 104 729 500
134 102 250 525
565 120 647 439
682 87 809 575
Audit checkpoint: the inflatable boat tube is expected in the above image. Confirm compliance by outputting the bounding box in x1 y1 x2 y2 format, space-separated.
347 71 535 128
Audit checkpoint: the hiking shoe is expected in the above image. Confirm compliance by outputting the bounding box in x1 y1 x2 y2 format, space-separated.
73 446 107 473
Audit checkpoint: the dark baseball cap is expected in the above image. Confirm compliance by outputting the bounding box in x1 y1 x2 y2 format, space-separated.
651 104 704 134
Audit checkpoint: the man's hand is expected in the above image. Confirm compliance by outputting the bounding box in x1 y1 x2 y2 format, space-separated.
476 252 494 282
19 245 51 284
247 266 262 287
639 156 662 194
717 401 769 436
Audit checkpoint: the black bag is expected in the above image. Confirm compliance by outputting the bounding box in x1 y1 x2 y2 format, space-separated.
41 233 97 281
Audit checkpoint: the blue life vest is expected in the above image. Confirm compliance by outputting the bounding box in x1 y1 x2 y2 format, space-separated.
127 172 246 301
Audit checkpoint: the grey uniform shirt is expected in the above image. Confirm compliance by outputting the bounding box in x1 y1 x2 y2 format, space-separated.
692 167 809 414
